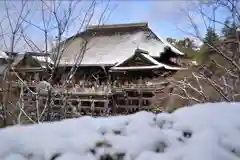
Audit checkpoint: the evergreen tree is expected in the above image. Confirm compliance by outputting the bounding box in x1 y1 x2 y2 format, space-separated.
200 27 219 57
177 38 196 49
222 19 232 37
204 27 219 46
167 37 203 61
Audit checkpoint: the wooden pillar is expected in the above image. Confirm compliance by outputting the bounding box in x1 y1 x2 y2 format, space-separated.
125 91 128 106
112 95 117 115
104 98 109 115
138 90 142 110
90 97 94 116
78 100 82 115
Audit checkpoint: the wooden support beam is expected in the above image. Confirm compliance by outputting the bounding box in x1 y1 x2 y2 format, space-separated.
139 90 142 109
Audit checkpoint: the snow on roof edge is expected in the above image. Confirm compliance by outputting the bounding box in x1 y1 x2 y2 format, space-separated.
141 53 163 65
110 65 186 71
0 51 9 59
146 26 185 56
32 56 54 64
158 37 185 55
58 63 115 67
112 52 186 71
87 22 148 30
110 65 162 70
141 53 186 70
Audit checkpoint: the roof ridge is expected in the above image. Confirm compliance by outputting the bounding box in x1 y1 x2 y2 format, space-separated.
87 22 148 30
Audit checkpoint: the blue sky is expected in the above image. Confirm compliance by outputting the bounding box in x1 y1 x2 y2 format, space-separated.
0 0 232 51
100 0 229 39
105 1 184 38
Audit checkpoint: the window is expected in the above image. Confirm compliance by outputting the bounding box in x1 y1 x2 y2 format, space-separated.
142 100 150 106
117 99 125 105
129 100 139 105
95 102 105 107
127 91 139 97
71 100 78 106
142 92 153 97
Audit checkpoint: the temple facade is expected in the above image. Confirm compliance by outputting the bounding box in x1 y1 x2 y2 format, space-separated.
2 22 188 121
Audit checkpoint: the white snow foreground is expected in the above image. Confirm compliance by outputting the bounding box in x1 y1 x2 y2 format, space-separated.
1 103 240 160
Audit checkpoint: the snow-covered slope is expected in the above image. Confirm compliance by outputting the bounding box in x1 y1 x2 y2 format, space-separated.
1 103 240 160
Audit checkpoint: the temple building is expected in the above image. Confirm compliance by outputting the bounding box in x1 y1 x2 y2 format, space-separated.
49 22 187 116
2 22 188 121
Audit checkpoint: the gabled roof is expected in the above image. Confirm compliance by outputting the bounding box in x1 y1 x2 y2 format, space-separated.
12 54 42 68
114 48 159 67
32 55 53 65
111 49 186 71
58 22 184 66
12 52 53 68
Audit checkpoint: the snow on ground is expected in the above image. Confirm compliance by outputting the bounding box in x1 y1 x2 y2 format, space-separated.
1 102 240 160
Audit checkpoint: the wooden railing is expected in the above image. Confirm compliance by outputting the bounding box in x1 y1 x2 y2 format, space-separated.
8 80 39 87
8 80 169 94
112 82 169 90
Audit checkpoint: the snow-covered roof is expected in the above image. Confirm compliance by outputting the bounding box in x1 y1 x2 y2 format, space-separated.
110 65 185 71
11 53 53 68
32 56 54 64
141 53 186 70
0 102 240 160
59 24 184 66
112 52 186 71
0 51 9 59
87 22 149 30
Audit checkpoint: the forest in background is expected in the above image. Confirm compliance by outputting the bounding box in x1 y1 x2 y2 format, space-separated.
165 15 240 111
167 19 238 63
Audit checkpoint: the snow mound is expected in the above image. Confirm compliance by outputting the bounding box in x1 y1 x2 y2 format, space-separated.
1 102 240 160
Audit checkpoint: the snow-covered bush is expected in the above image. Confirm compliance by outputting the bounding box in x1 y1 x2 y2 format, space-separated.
0 102 240 160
